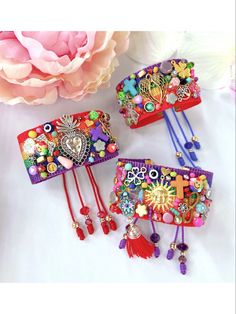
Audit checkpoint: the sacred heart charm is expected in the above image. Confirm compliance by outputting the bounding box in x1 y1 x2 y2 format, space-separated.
56 114 91 166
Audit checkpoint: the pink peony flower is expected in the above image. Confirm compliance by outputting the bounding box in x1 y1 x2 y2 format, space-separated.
0 31 130 105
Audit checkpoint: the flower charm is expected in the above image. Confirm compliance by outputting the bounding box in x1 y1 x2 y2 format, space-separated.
119 198 135 217
135 204 148 217
93 139 106 152
178 202 189 212
172 60 191 79
124 167 147 186
170 77 180 86
166 92 178 104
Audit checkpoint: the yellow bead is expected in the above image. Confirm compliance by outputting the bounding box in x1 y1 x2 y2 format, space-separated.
99 151 105 158
28 130 37 139
199 175 206 180
141 182 148 189
153 66 158 73
170 171 177 177
138 70 146 78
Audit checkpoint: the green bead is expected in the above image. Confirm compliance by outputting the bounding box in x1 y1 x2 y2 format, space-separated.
118 91 126 100
89 110 99 120
191 193 197 199
187 62 194 69
165 75 172 83
130 73 136 79
51 131 57 137
144 102 155 112
24 159 33 168
120 185 126 191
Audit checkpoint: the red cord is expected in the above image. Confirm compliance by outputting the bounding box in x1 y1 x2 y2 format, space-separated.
86 166 108 214
62 173 85 240
85 166 103 213
72 169 85 207
62 173 75 222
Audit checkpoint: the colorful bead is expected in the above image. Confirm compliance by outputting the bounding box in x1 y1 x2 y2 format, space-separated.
124 163 132 171
123 78 138 97
47 162 58 174
28 130 37 139
29 165 38 176
141 182 148 189
44 123 53 133
133 95 143 104
99 151 105 158
89 111 99 120
88 156 94 163
163 212 174 223
107 143 117 153
144 102 155 112
40 172 48 179
58 156 73 169
51 131 57 137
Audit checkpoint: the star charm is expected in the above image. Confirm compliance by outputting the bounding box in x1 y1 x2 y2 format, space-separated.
135 204 148 217
93 139 106 152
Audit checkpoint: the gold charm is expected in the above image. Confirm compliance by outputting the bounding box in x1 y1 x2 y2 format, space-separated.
139 73 166 104
171 60 190 79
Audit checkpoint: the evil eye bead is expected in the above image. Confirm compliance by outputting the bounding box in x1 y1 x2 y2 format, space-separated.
149 169 159 180
44 123 53 133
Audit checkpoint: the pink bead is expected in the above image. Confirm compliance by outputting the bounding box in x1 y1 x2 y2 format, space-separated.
190 172 196 178
36 127 43 134
58 156 73 169
133 95 142 104
163 212 174 224
193 217 203 227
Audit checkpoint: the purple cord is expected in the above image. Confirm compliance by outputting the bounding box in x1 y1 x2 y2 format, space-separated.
181 225 185 243
174 226 180 242
171 108 188 143
181 111 195 137
167 226 179 260
163 111 197 168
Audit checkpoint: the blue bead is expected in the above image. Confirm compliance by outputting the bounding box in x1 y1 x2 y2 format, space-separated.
193 140 201 149
123 79 138 97
129 183 136 189
184 141 193 149
189 151 198 161
178 156 185 166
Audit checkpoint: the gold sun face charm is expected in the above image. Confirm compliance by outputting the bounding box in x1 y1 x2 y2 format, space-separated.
144 181 175 213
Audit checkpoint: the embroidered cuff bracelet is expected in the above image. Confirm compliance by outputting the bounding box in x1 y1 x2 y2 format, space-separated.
116 59 202 168
17 110 119 239
116 58 201 129
17 110 118 184
109 158 213 274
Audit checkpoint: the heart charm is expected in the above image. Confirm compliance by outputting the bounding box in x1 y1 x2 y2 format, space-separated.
60 131 90 166
161 167 171 176
85 120 94 127
56 114 91 166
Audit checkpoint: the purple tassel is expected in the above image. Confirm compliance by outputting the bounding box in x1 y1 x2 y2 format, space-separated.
180 262 187 275
167 248 175 260
119 238 126 249
154 246 160 258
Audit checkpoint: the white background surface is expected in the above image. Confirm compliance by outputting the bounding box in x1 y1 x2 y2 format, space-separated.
0 54 235 283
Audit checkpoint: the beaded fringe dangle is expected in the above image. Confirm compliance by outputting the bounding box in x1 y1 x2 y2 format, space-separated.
149 208 161 258
166 225 188 275
62 173 86 240
171 109 198 161
181 111 201 149
163 111 199 168
119 218 155 259
85 165 117 235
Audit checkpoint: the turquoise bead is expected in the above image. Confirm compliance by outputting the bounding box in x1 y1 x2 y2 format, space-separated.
125 163 132 171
